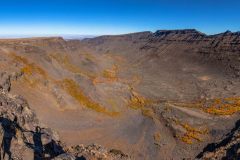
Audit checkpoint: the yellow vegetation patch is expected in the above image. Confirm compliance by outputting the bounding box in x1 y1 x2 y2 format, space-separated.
174 119 208 144
128 88 156 119
59 79 119 116
142 108 155 119
21 63 47 78
92 63 141 87
128 89 152 110
93 65 119 84
180 123 208 144
169 97 240 116
203 97 240 115
11 53 47 78
10 53 48 88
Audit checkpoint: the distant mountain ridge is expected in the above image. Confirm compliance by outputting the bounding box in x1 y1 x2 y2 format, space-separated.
83 29 240 77
82 29 240 40
0 34 96 40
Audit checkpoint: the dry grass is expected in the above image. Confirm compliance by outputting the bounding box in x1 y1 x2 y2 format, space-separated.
180 123 208 144
170 97 240 116
173 119 208 144
11 53 47 78
128 88 156 119
11 53 48 88
21 64 46 77
142 108 155 119
128 89 153 109
59 79 119 116
93 64 119 84
203 97 240 115
128 92 147 109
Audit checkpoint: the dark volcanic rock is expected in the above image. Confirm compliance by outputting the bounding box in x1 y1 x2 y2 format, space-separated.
197 119 240 160
153 29 206 42
0 72 11 92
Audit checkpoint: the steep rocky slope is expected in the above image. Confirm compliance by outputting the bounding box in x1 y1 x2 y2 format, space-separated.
0 73 130 160
0 29 239 159
197 119 240 159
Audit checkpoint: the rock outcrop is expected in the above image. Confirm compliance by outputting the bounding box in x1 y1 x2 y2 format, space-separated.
197 119 240 159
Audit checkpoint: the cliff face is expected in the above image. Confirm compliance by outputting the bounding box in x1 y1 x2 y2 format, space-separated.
0 29 240 160
199 31 240 77
83 29 240 77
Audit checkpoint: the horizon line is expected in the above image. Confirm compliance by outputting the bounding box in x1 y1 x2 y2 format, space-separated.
0 28 239 39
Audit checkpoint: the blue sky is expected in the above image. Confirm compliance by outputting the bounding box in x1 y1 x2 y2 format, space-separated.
0 0 239 35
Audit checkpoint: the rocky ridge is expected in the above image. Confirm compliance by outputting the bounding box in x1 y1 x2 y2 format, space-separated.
83 29 240 77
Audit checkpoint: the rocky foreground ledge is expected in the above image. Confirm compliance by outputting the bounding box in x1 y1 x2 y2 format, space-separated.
0 90 130 160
